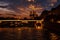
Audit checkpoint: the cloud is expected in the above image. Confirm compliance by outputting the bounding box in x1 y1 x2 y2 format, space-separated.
0 8 14 12
0 2 9 6
0 7 20 17
51 0 57 3
0 0 60 18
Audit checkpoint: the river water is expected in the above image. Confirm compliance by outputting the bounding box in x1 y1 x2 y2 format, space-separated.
0 27 59 40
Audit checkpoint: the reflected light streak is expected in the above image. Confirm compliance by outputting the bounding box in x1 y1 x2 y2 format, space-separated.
0 28 2 32
36 26 43 30
0 21 2 23
28 28 32 32
57 21 60 23
18 28 21 31
50 33 58 40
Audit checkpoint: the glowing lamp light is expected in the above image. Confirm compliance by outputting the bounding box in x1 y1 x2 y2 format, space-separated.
57 21 60 23
18 28 21 31
36 26 42 30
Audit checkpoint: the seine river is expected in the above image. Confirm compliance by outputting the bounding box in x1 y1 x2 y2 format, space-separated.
0 27 59 40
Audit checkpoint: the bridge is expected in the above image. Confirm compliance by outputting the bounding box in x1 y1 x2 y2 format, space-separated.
0 20 43 28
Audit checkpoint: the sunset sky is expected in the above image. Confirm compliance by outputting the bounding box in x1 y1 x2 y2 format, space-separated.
0 0 60 18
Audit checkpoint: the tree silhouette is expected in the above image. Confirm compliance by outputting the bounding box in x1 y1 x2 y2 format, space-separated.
43 4 60 36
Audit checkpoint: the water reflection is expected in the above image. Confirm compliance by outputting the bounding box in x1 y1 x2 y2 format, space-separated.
0 27 44 40
0 27 59 40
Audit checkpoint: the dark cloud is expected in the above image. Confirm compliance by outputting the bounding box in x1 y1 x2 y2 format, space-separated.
0 0 60 11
